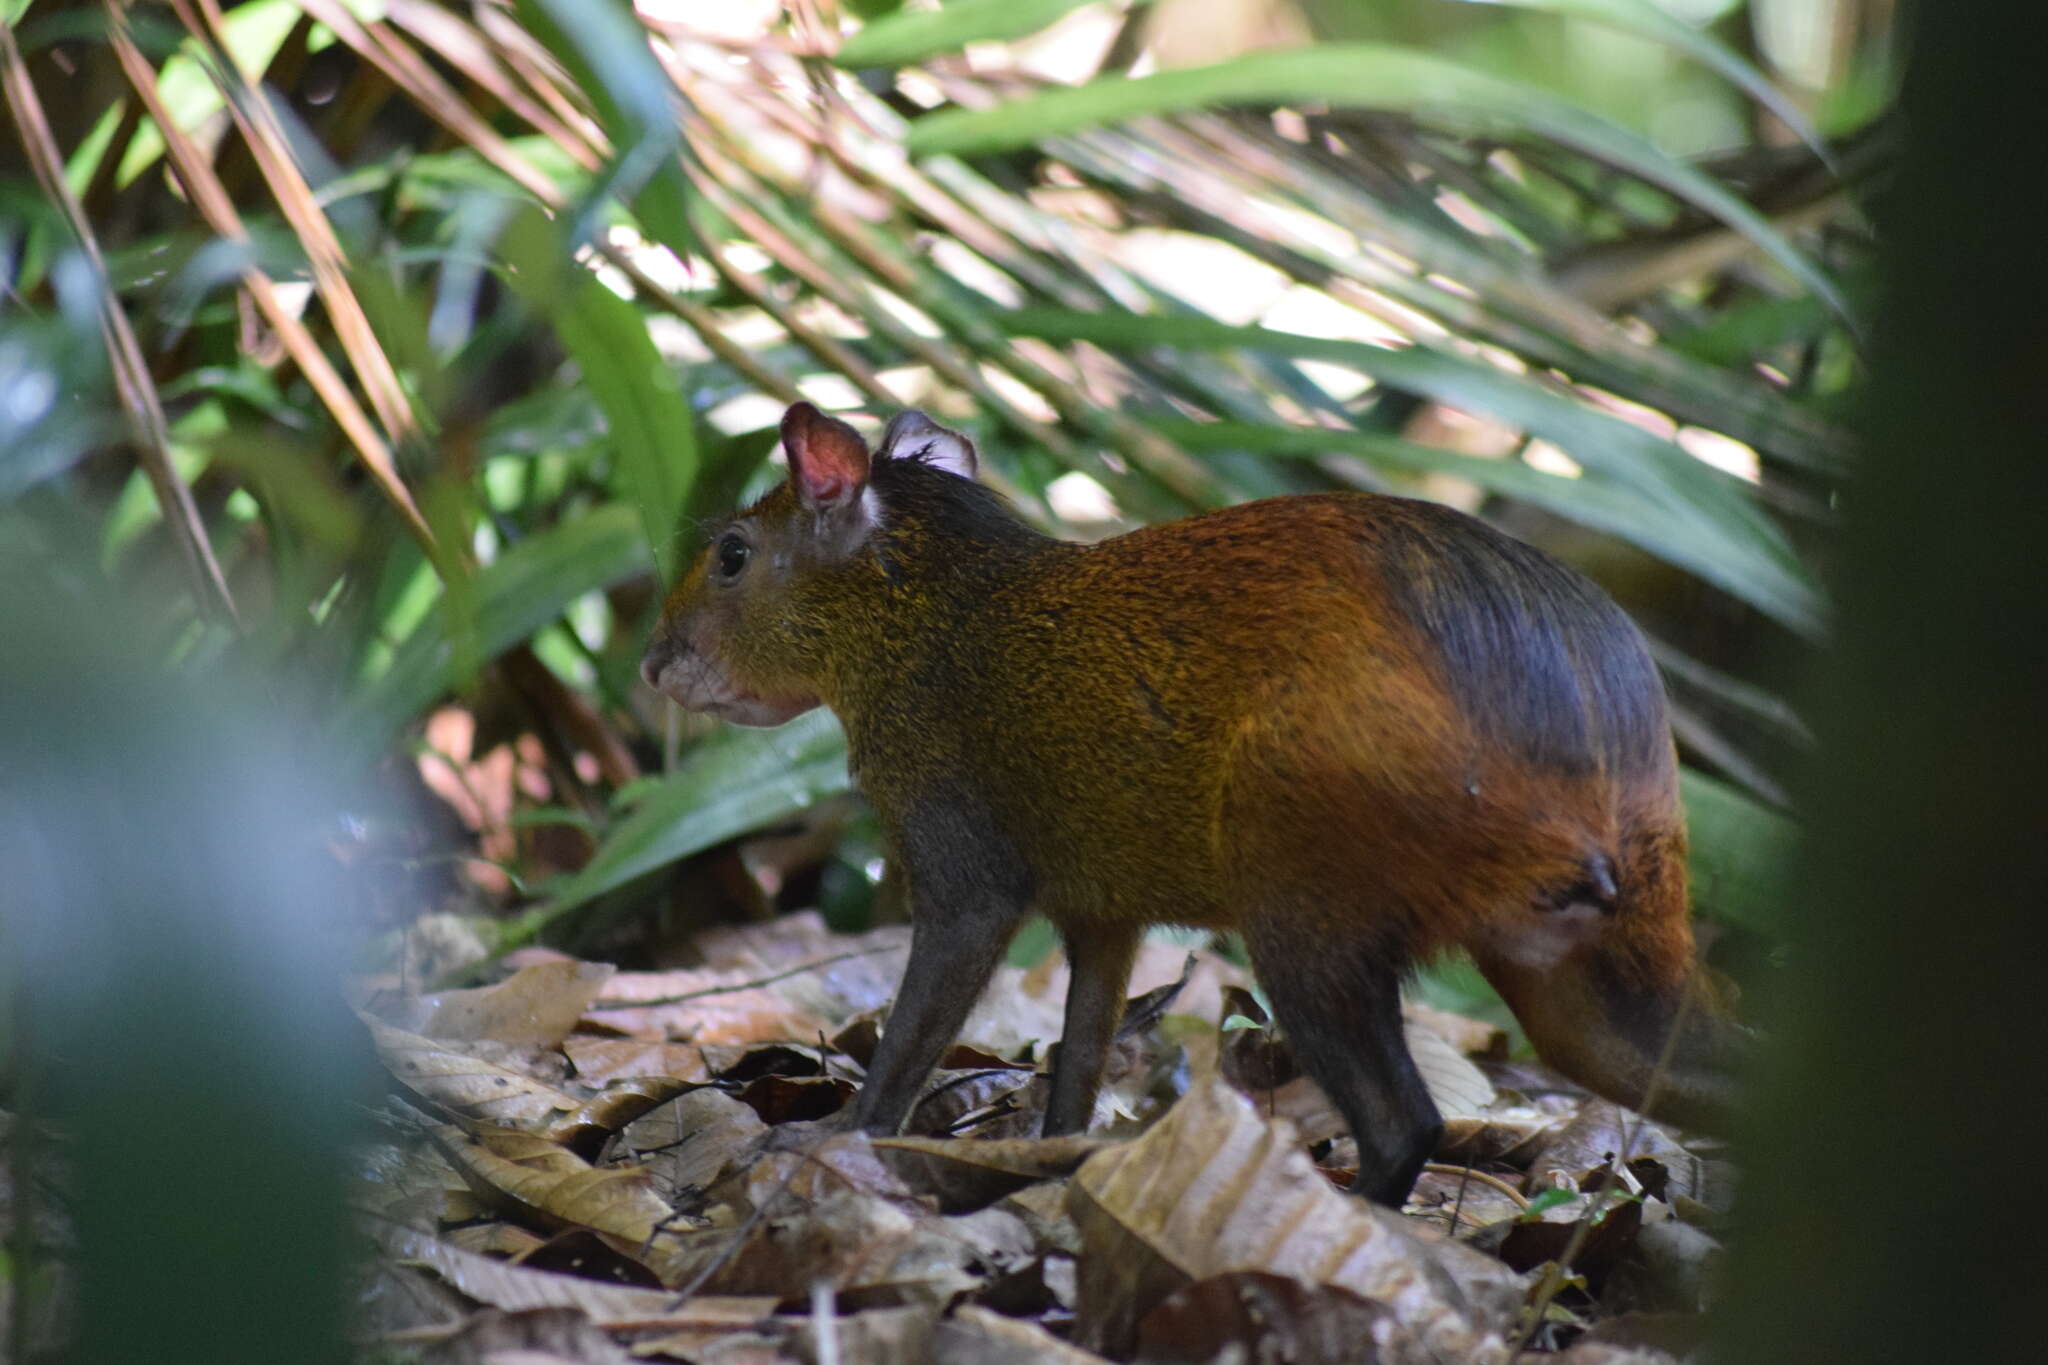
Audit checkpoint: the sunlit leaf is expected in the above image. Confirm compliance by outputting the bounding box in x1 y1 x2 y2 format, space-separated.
1003 307 1825 636
1454 0 1836 169
907 44 1854 326
498 209 696 578
836 0 1127 68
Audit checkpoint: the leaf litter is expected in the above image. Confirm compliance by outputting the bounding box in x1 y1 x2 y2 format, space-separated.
354 912 1736 1362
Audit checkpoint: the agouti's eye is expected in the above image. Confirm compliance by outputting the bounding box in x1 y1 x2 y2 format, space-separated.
714 532 750 580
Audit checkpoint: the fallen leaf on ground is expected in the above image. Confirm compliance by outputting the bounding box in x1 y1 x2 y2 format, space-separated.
367 1016 585 1128
1066 1073 1520 1360
874 1133 1111 1212
411 961 617 1046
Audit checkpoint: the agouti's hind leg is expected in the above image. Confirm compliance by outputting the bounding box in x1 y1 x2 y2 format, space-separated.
1243 915 1442 1206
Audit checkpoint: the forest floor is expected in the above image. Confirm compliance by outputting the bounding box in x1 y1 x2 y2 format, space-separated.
343 910 1731 1364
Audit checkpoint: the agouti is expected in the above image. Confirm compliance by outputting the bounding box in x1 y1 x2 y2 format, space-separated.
642 402 1749 1204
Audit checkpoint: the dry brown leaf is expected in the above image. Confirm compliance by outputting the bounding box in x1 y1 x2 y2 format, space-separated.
372 1220 775 1330
734 1073 857 1125
1403 1166 1528 1240
542 1078 695 1148
1405 1019 1499 1118
907 1066 1042 1139
725 1133 915 1210
1495 1197 1643 1285
1526 1101 1703 1203
407 1306 634 1365
586 967 837 1045
1134 1271 1398 1365
444 1222 549 1260
701 1189 927 1297
1438 1111 1563 1169
1065 1073 1519 1360
623 1089 769 1195
1402 1000 1508 1059
413 961 616 1047
368 1016 584 1127
564 1037 711 1085
430 1123 696 1277
790 1304 938 1365
873 1134 1110 1213
934 1304 1114 1363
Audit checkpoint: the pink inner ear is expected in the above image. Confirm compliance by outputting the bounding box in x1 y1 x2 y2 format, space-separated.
782 402 870 508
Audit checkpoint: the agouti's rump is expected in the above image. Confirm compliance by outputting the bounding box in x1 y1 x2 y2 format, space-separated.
643 403 1748 1205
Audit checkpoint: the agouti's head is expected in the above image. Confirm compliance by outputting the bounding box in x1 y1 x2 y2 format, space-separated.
640 402 978 727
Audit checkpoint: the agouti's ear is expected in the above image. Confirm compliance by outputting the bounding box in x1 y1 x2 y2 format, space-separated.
780 402 872 512
878 409 977 480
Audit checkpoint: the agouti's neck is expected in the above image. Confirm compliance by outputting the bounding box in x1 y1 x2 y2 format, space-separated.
817 468 1069 744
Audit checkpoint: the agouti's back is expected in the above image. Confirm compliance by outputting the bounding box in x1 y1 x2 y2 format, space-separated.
644 404 1746 1205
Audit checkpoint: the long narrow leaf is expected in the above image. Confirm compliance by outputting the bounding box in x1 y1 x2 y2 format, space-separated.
1002 306 1825 635
905 44 1854 327
336 505 647 755
1456 0 1836 171
501 711 852 947
499 209 696 579
836 0 1121 69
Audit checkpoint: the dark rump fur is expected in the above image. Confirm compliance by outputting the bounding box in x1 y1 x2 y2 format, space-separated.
1371 498 1669 783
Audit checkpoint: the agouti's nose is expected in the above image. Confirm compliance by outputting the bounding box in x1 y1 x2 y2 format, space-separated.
639 649 664 692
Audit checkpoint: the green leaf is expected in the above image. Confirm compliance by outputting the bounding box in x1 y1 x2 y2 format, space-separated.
498 208 696 579
502 711 853 947
1000 307 1825 637
1458 0 1836 171
334 504 647 755
513 0 693 252
907 44 1854 327
837 0 1121 69
1680 767 1797 933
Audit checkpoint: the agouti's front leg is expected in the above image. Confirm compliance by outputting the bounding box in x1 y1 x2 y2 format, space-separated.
853 882 1022 1136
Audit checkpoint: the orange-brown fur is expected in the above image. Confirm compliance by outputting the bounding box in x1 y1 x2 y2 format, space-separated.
644 404 1748 1203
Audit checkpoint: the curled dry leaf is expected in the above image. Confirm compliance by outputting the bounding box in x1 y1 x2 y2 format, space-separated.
1065 1073 1520 1361
543 1076 695 1147
414 960 617 1046
908 1066 1043 1139
444 1221 549 1260
1404 1019 1498 1118
873 1133 1112 1213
